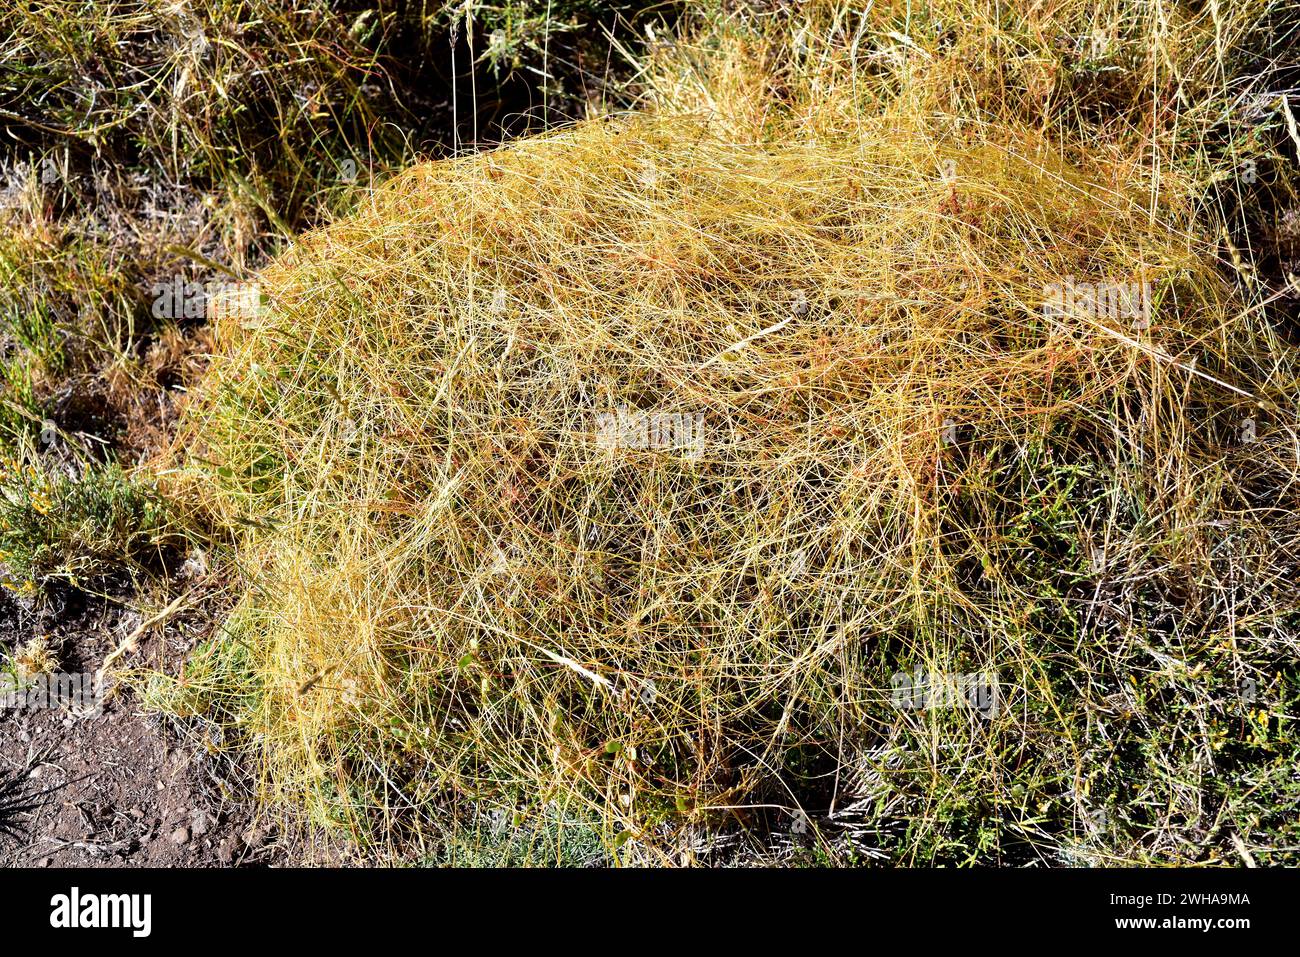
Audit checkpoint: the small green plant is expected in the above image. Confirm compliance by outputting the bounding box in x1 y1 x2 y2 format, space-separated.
0 455 174 586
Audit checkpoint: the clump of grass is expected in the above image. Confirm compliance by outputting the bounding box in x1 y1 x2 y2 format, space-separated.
0 768 45 842
171 0 1300 864
11 634 57 683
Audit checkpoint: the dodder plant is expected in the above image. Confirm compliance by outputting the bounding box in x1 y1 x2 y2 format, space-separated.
167 1 1300 864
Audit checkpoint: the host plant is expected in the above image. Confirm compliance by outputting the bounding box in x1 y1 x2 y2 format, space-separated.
164 0 1300 865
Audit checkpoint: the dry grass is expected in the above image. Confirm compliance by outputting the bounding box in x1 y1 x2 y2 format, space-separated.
12 635 57 683
161 0 1300 864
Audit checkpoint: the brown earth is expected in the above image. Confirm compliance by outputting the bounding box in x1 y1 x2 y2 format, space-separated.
0 578 343 868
